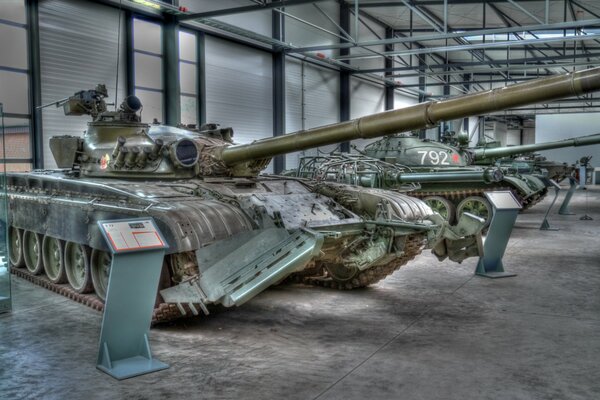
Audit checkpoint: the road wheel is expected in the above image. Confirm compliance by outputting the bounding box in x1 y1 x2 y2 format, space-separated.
23 231 44 275
424 196 456 224
9 227 25 267
457 196 492 227
42 236 67 283
65 242 94 293
91 249 112 301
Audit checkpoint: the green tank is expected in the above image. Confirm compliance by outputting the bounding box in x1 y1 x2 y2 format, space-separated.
362 131 600 224
289 153 504 222
470 134 600 182
6 66 600 323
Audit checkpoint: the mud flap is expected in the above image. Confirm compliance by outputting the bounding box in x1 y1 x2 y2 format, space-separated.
431 212 485 263
160 228 323 309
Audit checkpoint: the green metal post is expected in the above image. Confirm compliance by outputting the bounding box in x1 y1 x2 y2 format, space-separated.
26 0 43 168
163 14 180 126
339 1 350 153
272 10 286 173
197 31 206 127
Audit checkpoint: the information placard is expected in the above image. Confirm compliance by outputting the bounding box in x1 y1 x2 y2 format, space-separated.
98 219 168 254
484 191 522 211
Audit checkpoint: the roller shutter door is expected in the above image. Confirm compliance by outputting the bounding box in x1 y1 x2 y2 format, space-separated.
39 0 126 168
350 77 385 152
204 36 273 172
285 58 340 170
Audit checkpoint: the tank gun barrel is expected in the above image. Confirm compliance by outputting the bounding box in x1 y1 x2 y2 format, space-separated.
395 168 503 184
472 132 600 160
220 67 600 166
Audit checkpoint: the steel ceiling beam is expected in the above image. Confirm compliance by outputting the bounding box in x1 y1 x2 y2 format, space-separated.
177 0 328 21
345 4 467 92
506 0 544 24
389 61 600 77
285 19 600 53
488 2 562 75
358 0 564 6
335 33 600 60
353 51 600 73
393 76 600 87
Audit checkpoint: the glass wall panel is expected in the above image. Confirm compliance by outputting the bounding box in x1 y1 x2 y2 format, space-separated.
0 0 31 172
179 62 196 95
179 30 197 126
0 71 29 114
0 118 30 160
0 24 28 69
134 52 163 89
0 0 26 24
180 96 197 126
179 31 196 62
133 19 162 54
0 102 11 312
136 89 164 123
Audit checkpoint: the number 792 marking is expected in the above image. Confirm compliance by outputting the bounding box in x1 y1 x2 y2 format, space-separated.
417 150 450 165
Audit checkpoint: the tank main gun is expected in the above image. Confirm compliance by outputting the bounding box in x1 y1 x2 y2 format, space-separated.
295 153 504 190
470 132 600 161
219 67 600 167
49 67 600 178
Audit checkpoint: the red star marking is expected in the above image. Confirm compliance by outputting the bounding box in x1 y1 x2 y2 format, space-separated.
451 154 460 163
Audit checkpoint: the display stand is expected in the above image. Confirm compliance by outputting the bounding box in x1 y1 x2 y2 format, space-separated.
539 179 561 231
580 189 594 221
558 177 577 215
475 191 522 278
96 218 169 380
578 165 587 187
0 102 10 314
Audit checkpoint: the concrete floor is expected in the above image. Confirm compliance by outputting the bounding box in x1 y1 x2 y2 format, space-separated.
1 185 599 400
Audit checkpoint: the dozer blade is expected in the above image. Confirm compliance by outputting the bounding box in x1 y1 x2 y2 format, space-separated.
161 228 323 310
430 212 485 263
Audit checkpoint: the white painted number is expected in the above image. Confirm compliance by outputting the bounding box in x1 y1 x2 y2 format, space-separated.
439 152 449 165
418 150 450 165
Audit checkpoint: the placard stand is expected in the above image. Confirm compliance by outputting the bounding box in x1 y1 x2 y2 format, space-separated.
558 177 577 215
96 218 169 380
539 179 561 231
475 191 522 278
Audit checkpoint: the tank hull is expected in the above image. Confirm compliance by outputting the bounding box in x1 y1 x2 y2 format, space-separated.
8 171 480 322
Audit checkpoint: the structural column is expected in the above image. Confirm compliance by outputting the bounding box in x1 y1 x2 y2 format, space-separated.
26 0 43 168
339 1 351 152
272 10 286 173
417 57 427 139
163 14 180 126
125 10 135 98
197 31 206 127
384 27 394 111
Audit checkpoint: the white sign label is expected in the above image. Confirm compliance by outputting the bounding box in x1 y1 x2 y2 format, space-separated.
101 220 165 252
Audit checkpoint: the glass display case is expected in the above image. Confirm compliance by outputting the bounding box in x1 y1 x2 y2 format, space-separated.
0 102 10 313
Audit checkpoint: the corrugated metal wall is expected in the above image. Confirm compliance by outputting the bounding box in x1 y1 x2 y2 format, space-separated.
285 58 340 170
350 77 385 151
39 0 126 168
204 35 273 172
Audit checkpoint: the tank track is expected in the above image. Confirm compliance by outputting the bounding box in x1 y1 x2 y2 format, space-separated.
292 234 426 290
10 266 200 325
410 187 548 210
